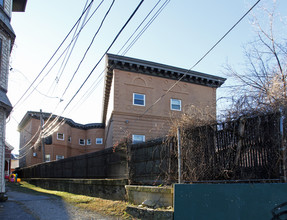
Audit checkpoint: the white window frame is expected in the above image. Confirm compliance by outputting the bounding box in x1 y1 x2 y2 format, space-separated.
56 155 64 161
96 138 103 145
132 135 145 144
57 133 65 140
87 139 91 145
45 154 50 162
133 93 145 106
79 139 85 146
170 99 182 111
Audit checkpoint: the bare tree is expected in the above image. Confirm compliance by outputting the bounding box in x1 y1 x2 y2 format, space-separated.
224 0 287 117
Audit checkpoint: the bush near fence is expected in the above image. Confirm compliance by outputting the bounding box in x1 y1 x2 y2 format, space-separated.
128 112 284 184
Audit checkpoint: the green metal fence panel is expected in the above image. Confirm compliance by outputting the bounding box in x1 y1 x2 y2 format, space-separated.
174 183 287 220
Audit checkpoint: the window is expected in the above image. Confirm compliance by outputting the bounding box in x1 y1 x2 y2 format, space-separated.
56 155 64 161
68 136 71 143
45 154 50 162
45 135 52 145
170 99 181 111
57 133 64 140
87 139 91 145
96 138 103 144
0 0 3 7
133 93 145 106
132 135 145 144
79 139 85 146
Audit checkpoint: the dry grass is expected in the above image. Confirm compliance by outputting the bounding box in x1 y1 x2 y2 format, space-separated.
7 181 133 219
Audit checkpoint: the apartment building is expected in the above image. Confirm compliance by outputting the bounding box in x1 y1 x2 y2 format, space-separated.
19 54 225 167
103 54 225 147
18 112 104 167
0 0 27 200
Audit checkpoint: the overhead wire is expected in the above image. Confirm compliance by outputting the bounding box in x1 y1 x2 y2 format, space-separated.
16 0 105 110
138 0 262 118
20 0 145 149
117 0 163 54
37 0 113 138
16 1 100 157
12 0 95 110
68 0 169 113
14 0 106 141
62 0 145 113
60 0 115 99
48 0 92 96
121 0 170 55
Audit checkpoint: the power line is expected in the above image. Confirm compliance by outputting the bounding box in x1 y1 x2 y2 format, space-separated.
48 0 92 96
139 0 262 118
13 0 95 110
15 0 105 111
61 0 115 99
122 0 170 55
66 0 169 113
63 0 145 112
30 0 113 137
117 0 163 54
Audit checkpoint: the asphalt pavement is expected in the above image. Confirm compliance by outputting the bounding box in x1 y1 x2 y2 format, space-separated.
0 185 113 220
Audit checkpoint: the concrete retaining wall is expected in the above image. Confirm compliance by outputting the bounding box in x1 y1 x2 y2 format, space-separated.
125 185 173 208
24 178 128 200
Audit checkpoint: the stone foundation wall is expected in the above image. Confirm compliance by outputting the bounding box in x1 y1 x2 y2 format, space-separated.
24 178 128 201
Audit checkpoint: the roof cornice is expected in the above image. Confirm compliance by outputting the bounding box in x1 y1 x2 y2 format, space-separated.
106 53 226 88
18 111 105 131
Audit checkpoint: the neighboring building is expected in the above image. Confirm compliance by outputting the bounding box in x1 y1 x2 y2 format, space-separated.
4 142 18 174
4 142 13 177
18 112 104 167
19 54 225 167
0 0 27 201
103 54 225 147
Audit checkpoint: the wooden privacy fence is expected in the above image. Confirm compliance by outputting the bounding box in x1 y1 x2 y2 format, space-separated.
180 112 282 182
17 147 128 179
17 112 285 185
128 112 284 184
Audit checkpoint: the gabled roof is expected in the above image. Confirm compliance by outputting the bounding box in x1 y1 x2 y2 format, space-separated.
5 141 14 151
18 111 105 131
102 53 226 123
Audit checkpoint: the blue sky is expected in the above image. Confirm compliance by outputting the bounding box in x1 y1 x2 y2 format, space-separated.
7 0 287 152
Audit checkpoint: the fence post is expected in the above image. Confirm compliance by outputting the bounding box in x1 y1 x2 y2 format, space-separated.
280 107 287 182
177 127 182 184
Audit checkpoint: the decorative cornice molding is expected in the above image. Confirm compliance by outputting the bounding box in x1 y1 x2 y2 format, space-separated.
18 111 105 131
106 53 226 88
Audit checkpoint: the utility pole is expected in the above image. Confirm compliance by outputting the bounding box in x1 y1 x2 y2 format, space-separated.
177 127 182 184
40 109 46 162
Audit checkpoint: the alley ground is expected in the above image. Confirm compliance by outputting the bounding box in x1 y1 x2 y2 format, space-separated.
0 185 114 220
